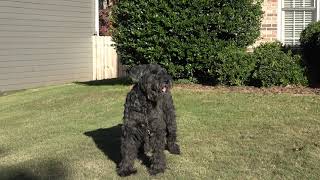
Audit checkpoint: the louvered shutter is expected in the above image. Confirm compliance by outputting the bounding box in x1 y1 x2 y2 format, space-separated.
283 0 317 45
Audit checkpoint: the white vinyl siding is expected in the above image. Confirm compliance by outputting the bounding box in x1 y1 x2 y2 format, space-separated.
0 0 95 91
281 0 319 45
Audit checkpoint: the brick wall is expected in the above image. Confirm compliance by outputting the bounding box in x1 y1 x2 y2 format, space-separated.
252 0 279 47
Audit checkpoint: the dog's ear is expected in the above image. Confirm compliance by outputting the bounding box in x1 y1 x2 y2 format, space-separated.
139 73 153 93
128 64 148 83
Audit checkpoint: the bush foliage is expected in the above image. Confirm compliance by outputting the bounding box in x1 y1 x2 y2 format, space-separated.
251 42 308 87
300 21 320 85
211 46 255 86
111 0 263 80
207 42 307 87
111 0 307 87
99 0 118 36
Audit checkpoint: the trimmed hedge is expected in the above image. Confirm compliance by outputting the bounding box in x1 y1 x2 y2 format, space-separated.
111 0 263 80
211 46 255 86
300 21 320 85
206 42 307 87
251 42 308 87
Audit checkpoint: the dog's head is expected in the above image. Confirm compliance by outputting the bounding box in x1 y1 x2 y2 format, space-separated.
128 64 165 83
135 64 173 101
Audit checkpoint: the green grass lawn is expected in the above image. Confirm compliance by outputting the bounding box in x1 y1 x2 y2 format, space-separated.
0 82 319 179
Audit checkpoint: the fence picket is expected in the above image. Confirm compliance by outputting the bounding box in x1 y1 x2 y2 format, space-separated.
92 36 124 80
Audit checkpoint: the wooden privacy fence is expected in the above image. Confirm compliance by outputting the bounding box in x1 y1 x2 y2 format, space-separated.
92 36 126 80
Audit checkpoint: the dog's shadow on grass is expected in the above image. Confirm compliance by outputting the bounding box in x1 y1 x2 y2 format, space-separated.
84 124 150 168
84 124 122 165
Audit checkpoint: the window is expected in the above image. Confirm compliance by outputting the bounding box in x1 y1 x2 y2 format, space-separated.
280 0 319 45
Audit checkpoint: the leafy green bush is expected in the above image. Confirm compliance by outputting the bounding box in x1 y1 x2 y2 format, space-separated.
300 21 320 85
210 46 255 86
251 42 307 87
175 78 198 84
111 0 263 80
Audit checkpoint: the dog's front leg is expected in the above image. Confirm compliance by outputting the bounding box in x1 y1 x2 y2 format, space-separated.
117 128 141 177
163 94 180 155
149 132 166 175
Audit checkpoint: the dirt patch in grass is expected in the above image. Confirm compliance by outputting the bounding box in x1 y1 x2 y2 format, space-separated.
0 147 8 158
0 89 26 97
175 84 320 95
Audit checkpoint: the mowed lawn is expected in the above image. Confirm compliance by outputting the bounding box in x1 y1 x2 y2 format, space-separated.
0 82 320 180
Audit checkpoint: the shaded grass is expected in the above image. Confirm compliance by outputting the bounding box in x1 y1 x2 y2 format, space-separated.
0 83 319 179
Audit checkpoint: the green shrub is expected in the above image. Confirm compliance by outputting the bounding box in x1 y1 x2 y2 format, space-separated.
175 78 198 84
251 42 307 87
210 46 255 86
111 0 263 80
300 21 320 85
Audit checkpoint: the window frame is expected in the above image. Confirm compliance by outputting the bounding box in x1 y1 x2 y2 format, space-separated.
277 0 320 45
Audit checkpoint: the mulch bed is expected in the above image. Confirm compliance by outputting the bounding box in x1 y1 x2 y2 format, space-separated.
175 84 320 96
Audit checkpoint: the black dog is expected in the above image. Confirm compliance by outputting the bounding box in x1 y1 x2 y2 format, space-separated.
117 64 180 176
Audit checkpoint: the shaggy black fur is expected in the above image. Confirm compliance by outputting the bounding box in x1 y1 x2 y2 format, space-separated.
117 64 180 176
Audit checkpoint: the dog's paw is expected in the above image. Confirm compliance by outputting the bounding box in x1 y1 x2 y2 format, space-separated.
167 143 181 155
117 167 137 177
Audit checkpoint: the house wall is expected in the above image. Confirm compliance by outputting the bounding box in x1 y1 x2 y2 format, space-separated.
0 0 95 91
253 0 279 46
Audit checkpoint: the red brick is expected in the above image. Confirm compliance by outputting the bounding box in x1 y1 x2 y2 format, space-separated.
262 24 272 27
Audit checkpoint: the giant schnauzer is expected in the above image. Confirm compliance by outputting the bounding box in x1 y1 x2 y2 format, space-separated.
117 64 180 176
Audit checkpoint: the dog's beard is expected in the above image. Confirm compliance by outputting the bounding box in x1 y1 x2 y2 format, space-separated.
162 87 167 92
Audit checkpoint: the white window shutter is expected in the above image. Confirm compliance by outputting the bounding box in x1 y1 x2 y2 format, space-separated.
295 11 305 43
284 0 315 8
304 0 315 7
284 0 291 8
282 0 317 45
284 11 294 45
